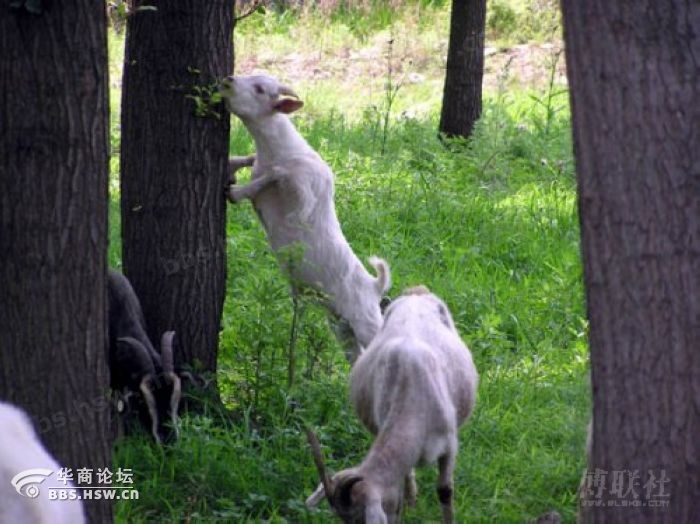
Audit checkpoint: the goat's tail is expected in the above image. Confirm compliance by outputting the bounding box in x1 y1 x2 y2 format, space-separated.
368 256 391 295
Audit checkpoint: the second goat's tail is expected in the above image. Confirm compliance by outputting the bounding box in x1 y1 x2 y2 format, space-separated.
368 256 391 295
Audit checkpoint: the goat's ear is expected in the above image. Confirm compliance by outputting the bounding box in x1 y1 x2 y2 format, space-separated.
274 98 304 114
305 482 327 508
333 475 363 510
437 303 454 329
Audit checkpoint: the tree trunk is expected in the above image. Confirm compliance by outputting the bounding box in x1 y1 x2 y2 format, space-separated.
561 1 700 522
439 0 486 138
0 2 112 522
120 0 235 400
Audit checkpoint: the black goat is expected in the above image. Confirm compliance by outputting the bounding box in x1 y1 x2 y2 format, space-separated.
108 270 181 444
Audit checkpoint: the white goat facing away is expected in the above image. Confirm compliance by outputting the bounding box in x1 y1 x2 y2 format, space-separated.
0 402 86 523
306 286 479 523
219 75 391 363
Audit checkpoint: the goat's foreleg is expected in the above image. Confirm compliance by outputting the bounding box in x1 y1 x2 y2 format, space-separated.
229 154 256 172
227 172 278 203
227 154 256 185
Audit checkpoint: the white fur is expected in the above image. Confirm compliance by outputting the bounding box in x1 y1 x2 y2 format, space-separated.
306 287 479 523
0 402 85 523
220 75 391 362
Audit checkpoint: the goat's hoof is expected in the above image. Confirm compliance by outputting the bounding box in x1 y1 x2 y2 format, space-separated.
224 186 235 202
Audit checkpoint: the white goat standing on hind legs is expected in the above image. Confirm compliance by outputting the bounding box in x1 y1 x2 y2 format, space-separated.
306 286 479 524
219 74 391 364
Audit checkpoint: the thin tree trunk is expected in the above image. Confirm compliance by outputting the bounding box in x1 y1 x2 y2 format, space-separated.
0 2 112 522
439 0 486 138
120 1 235 401
561 1 700 521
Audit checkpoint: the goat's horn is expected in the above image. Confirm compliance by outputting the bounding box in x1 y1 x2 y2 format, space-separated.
139 376 161 444
278 85 299 99
306 429 333 499
160 331 176 372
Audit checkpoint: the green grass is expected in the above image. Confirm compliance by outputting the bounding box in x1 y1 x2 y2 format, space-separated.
109 2 587 522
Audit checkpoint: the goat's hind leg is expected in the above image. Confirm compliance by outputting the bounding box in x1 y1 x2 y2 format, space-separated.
286 293 306 388
404 469 417 507
437 442 457 524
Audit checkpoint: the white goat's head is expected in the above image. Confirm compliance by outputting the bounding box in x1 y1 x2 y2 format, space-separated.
219 75 303 120
305 430 402 523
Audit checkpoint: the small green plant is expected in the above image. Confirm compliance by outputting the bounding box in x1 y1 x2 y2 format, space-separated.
380 34 404 156
185 81 223 119
278 241 311 389
234 0 266 27
529 46 566 135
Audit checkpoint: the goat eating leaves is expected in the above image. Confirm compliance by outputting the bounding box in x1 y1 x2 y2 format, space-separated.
219 75 391 363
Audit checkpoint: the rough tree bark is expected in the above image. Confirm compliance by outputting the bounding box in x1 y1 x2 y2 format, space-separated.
561 1 700 522
0 2 113 522
120 0 235 398
439 0 486 138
